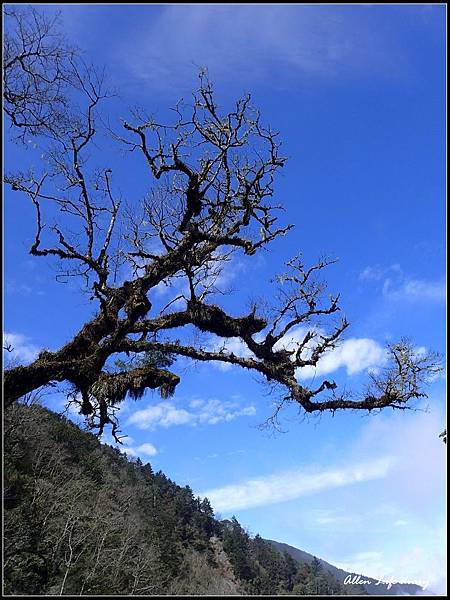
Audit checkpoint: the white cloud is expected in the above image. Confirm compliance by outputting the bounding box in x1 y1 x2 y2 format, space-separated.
127 403 192 429
127 398 256 430
272 325 388 380
3 332 40 364
394 519 408 527
208 327 388 380
124 442 158 458
201 457 393 512
100 432 158 460
297 337 388 379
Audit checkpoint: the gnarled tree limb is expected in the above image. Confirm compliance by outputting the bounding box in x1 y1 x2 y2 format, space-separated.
3 19 442 440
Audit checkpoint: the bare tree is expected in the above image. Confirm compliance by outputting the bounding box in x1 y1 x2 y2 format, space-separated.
3 9 442 440
4 7 75 139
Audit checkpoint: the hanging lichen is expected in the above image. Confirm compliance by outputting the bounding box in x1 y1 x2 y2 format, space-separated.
89 367 180 405
159 381 176 399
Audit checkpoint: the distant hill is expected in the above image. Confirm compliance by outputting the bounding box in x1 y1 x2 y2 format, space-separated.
266 540 425 596
3 402 427 596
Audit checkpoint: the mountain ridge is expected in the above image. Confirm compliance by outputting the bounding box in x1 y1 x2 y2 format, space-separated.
266 539 426 596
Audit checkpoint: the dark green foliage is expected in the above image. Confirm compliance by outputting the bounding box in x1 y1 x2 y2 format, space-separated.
222 517 256 584
221 520 356 595
4 403 219 595
311 555 322 576
114 350 175 374
4 403 367 596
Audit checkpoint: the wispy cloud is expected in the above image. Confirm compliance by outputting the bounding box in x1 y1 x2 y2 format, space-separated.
120 5 406 91
127 398 256 430
3 332 40 364
359 264 445 303
201 457 393 512
383 277 446 303
5 281 33 296
309 505 410 532
189 398 256 425
309 509 362 527
359 264 402 282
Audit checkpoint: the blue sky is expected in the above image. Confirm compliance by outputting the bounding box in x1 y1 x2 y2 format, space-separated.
4 4 446 594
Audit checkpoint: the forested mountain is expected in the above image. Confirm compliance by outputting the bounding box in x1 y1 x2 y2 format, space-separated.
3 403 420 596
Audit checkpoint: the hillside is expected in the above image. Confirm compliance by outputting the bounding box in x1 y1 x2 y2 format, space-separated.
3 402 422 596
